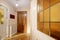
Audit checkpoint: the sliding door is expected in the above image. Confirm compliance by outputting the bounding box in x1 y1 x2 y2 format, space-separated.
50 1 60 39
37 0 60 39
37 0 50 35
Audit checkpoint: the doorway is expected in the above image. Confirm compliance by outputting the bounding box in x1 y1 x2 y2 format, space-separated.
17 11 27 33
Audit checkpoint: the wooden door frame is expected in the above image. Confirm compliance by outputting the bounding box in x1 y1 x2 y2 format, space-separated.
17 11 27 33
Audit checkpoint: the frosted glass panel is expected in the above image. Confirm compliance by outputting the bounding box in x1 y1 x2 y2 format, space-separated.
39 12 43 22
43 23 49 35
37 0 50 35
50 2 60 39
37 0 60 39
37 0 44 32
44 9 49 22
51 3 60 21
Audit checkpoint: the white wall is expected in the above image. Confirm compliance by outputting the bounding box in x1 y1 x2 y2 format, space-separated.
0 0 17 39
9 11 17 37
29 0 56 40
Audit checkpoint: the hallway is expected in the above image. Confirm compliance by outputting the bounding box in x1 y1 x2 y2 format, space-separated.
0 0 60 40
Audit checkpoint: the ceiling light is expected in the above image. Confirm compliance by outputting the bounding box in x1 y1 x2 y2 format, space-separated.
16 0 19 7
16 3 19 7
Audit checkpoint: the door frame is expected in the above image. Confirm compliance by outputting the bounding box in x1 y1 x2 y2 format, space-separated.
17 11 27 33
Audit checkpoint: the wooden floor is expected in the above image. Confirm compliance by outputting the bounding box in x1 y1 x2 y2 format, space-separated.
4 33 30 40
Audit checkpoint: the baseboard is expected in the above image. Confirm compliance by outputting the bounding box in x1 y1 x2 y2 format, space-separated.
10 32 17 37
1 36 6 40
1 32 17 40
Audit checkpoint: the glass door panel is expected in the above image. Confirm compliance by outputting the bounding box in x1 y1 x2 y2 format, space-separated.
43 8 50 35
44 9 49 22
37 0 44 32
37 0 50 35
37 0 60 39
44 23 49 35
50 2 60 39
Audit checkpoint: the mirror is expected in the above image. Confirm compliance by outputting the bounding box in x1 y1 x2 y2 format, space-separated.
37 0 60 39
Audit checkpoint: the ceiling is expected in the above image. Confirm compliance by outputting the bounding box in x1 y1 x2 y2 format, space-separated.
7 0 30 10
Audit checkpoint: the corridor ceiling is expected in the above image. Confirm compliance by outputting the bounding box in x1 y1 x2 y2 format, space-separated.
6 0 30 10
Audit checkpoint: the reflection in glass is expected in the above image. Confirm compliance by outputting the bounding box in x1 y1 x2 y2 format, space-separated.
43 8 50 35
37 0 44 32
37 0 50 35
50 2 60 39
37 0 60 39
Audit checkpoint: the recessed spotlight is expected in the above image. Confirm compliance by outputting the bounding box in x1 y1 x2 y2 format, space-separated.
16 3 19 7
